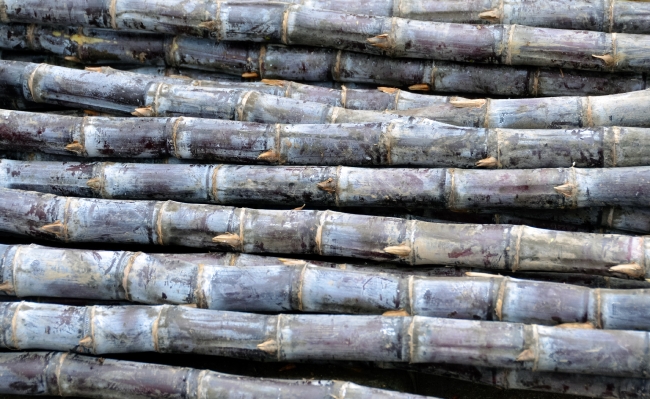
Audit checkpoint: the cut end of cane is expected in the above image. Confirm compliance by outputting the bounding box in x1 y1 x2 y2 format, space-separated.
478 8 501 22
609 263 644 279
0 281 14 294
475 157 498 168
555 322 594 329
84 67 103 72
515 349 535 362
241 71 260 79
317 178 337 193
408 83 431 92
64 56 82 63
553 183 576 198
257 149 280 163
382 309 410 317
450 98 487 108
132 106 154 117
261 79 286 86
278 258 308 266
592 54 616 67
212 233 241 247
257 339 278 354
367 33 391 49
78 336 93 348
40 221 65 237
65 141 84 153
377 87 399 94
86 178 102 190
384 243 411 257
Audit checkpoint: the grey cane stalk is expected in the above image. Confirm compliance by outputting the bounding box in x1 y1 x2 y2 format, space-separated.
1 243 650 330
1 1 650 72
0 351 429 399
1 301 650 378
1 23 645 97
1 188 649 278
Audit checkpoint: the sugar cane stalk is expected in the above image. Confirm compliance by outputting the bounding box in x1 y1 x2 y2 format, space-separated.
7 107 650 166
2 242 650 330
232 0 650 34
5 60 650 128
0 187 648 278
0 351 428 399
1 301 649 377
2 23 646 97
2 1 650 72
4 159 650 210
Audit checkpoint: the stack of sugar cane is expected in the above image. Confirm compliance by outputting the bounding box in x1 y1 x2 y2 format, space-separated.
0 1 649 398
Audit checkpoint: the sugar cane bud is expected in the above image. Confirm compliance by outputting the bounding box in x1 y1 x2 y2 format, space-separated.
556 322 595 329
408 84 430 91
132 106 154 117
212 233 242 248
378 87 399 94
553 183 576 197
383 244 411 257
78 336 93 349
257 149 280 162
317 177 337 193
515 349 535 362
257 339 278 354
39 221 66 237
367 33 391 49
261 79 285 86
65 141 84 153
241 72 259 78
592 54 616 68
478 8 501 22
475 157 498 168
383 310 410 317
450 98 487 108
0 281 14 294
86 178 102 190
609 263 645 278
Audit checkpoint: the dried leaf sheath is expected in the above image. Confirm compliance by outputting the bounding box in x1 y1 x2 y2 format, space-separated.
1 301 649 378
2 243 650 329
3 159 650 210
0 188 648 277
0 352 427 399
1 24 644 97
1 1 650 72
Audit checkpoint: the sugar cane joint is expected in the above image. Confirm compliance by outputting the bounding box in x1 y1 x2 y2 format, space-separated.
1 1 650 398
